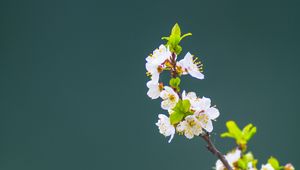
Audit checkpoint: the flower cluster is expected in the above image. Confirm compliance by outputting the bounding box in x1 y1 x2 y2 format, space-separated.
215 148 295 170
146 45 217 143
145 24 219 143
215 121 295 170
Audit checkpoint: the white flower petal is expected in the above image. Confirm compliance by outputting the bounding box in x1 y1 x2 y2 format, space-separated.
177 121 188 132
164 86 175 94
261 164 274 170
200 97 211 110
168 133 174 143
156 114 175 143
215 149 241 170
189 70 204 79
146 80 161 99
182 90 187 99
161 100 170 110
185 130 194 139
207 107 220 120
204 119 213 132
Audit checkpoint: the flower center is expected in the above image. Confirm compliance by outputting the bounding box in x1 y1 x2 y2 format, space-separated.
197 113 209 123
157 66 163 73
158 83 164 91
188 120 196 126
169 94 176 102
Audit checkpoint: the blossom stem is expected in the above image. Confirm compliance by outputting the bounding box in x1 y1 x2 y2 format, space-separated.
201 132 233 170
170 52 181 98
170 52 178 78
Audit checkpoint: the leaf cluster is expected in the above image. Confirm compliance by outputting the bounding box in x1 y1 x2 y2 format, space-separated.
162 23 192 55
170 99 193 125
221 120 257 151
169 77 181 92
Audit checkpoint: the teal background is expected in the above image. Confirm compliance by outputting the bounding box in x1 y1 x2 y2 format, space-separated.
0 0 299 169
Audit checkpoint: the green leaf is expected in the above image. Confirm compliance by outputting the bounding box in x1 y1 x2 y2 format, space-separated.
243 152 254 161
170 111 184 125
180 33 192 40
182 100 191 113
170 99 192 124
161 37 169 41
226 121 242 139
169 77 181 88
171 23 181 37
237 159 247 169
242 124 257 141
172 99 191 113
268 157 280 170
220 132 235 138
172 100 183 113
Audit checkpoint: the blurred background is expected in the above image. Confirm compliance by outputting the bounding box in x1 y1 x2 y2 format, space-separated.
0 0 299 169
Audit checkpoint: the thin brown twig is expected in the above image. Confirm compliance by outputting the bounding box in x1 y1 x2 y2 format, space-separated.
201 132 233 170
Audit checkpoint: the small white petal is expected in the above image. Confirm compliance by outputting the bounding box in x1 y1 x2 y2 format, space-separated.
182 90 187 99
200 97 211 110
185 130 194 139
189 70 204 79
168 133 174 143
204 120 213 132
207 107 220 120
146 80 161 99
261 164 275 170
161 100 170 110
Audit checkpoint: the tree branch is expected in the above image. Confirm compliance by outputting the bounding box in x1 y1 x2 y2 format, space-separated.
201 132 233 170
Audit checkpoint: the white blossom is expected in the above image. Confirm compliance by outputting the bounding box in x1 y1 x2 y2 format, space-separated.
146 80 163 99
155 114 175 143
146 45 171 82
194 97 220 132
177 52 204 79
261 164 275 170
215 149 241 170
176 115 203 139
160 86 179 110
146 44 171 65
145 62 161 83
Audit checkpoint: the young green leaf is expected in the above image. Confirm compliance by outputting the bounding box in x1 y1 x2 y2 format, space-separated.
170 111 185 125
180 33 192 40
171 23 181 38
181 99 191 113
237 159 247 169
242 123 257 141
170 99 192 124
221 121 242 140
268 157 280 170
169 77 181 88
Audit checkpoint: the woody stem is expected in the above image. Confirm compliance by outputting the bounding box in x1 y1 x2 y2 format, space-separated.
201 132 233 170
